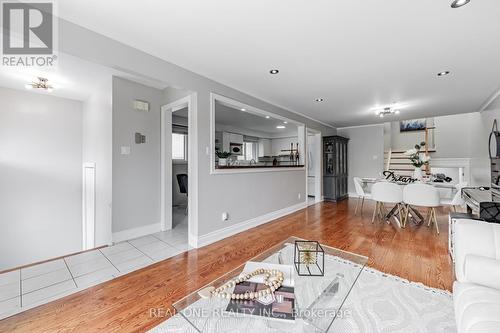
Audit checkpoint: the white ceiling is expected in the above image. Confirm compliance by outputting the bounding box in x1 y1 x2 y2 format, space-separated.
0 53 111 101
58 0 500 126
0 52 168 102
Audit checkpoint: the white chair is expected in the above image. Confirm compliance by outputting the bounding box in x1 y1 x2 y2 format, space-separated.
371 182 404 225
403 183 441 233
453 219 500 333
440 182 468 212
353 177 371 215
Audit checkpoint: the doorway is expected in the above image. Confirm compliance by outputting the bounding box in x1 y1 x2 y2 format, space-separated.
171 107 189 231
160 94 196 248
307 129 322 205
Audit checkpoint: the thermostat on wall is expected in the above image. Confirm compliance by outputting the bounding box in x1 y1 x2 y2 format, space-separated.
133 100 150 112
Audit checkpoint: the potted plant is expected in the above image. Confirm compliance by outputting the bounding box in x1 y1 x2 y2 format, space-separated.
404 142 431 180
216 151 231 166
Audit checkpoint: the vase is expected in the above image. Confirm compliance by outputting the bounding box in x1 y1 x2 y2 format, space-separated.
413 167 423 180
218 158 227 167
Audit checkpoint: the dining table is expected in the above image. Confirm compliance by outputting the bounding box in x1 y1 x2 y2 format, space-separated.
360 177 458 227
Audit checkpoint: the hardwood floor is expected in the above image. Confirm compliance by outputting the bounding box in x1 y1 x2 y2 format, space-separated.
0 199 454 332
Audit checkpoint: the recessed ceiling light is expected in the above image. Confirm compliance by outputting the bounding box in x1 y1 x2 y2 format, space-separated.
283 121 288 124
451 0 470 8
437 71 451 77
315 98 324 102
241 108 246 111
265 115 270 119
276 125 286 129
269 69 279 74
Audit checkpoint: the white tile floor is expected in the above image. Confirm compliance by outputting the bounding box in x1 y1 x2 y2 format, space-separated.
0 222 189 320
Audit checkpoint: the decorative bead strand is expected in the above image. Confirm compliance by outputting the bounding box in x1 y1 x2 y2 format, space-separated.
210 268 285 300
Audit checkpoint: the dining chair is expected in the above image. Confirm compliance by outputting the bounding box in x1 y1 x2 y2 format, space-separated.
440 182 468 212
353 177 371 215
371 182 404 225
403 183 441 234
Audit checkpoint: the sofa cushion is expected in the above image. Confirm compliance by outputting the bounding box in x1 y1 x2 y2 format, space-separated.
464 254 500 290
454 281 500 333
453 219 500 282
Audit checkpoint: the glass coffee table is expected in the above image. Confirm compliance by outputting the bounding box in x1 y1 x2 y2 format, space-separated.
173 237 368 332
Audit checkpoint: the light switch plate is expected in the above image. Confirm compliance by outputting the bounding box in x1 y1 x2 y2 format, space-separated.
121 146 131 155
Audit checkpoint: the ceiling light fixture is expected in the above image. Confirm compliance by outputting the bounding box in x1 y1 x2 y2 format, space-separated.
451 0 470 8
374 106 400 118
283 121 288 124
241 108 246 111
265 115 270 119
315 98 324 102
269 69 279 74
25 77 53 92
437 71 451 77
276 125 286 129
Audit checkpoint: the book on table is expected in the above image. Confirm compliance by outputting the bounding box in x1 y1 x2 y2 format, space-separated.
225 262 296 322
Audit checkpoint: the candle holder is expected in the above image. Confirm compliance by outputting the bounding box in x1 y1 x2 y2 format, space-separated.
293 240 325 276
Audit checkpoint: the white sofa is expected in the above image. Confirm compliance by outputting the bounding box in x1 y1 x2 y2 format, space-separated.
453 219 500 333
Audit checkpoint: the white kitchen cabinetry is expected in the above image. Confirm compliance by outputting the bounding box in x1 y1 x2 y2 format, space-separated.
258 139 272 157
222 132 244 152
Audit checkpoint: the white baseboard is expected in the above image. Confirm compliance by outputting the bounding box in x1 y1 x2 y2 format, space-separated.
188 232 199 249
195 202 308 248
112 222 161 243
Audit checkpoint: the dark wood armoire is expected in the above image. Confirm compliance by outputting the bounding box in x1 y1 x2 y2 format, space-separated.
323 136 349 201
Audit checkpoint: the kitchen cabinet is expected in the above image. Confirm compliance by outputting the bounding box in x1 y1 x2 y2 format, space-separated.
222 132 243 152
323 136 349 201
258 139 272 157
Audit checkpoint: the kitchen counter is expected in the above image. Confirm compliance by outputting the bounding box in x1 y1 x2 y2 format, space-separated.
216 165 305 169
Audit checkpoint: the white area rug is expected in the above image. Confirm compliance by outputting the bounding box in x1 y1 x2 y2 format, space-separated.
149 256 456 333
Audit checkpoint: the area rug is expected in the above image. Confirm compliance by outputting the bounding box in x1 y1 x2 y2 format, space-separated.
149 254 456 333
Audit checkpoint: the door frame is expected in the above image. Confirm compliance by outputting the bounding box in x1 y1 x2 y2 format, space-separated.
306 128 323 205
82 162 96 250
160 94 197 246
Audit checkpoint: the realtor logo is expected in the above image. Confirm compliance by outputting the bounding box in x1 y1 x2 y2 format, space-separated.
1 0 57 66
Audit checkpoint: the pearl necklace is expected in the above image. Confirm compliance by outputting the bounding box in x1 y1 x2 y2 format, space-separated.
198 268 285 300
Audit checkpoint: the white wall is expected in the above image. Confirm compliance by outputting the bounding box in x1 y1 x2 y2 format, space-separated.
389 118 435 152
271 137 299 157
470 107 500 186
385 112 495 185
338 125 385 194
387 114 479 159
112 77 164 235
82 77 113 246
0 87 83 270
59 20 336 246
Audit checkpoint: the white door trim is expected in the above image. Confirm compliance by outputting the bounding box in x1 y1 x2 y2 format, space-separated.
82 162 96 250
160 94 198 248
306 128 323 205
